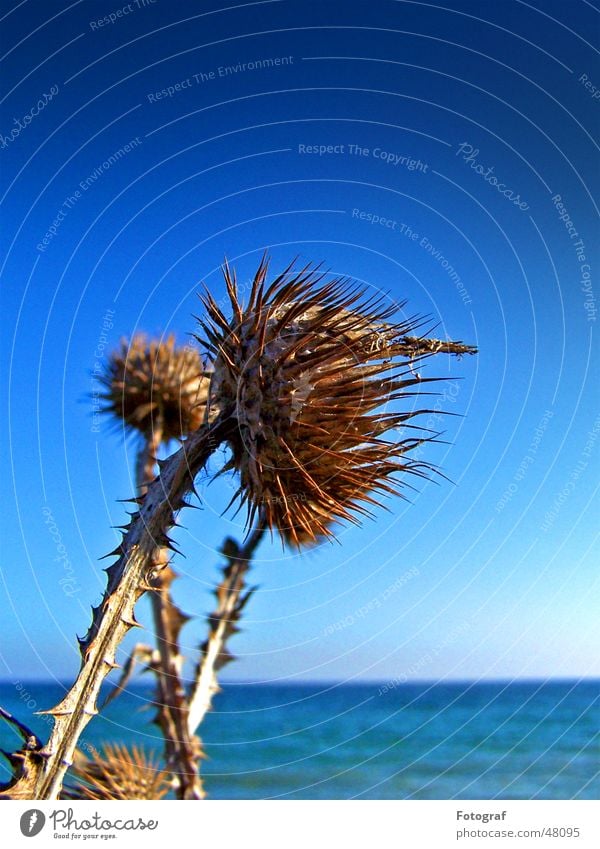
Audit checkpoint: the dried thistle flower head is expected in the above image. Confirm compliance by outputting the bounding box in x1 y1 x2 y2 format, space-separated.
198 257 476 546
68 743 170 800
99 334 209 442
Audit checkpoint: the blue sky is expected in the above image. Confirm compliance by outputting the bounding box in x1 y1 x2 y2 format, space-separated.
0 0 598 687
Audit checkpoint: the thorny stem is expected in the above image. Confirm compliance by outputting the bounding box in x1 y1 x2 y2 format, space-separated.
187 521 266 736
0 418 232 801
137 423 204 800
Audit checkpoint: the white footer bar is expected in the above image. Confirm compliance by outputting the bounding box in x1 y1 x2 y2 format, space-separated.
3 799 599 848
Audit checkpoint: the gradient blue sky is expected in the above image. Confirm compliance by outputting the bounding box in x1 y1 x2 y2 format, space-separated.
0 0 598 688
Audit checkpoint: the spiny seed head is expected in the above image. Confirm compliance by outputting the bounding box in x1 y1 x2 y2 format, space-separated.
68 743 170 800
99 334 209 442
197 257 476 547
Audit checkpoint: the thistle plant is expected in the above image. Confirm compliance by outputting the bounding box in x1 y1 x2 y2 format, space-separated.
0 257 476 800
96 334 269 797
98 333 208 799
66 743 171 800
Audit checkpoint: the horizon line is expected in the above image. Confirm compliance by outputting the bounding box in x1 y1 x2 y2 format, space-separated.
2 675 599 687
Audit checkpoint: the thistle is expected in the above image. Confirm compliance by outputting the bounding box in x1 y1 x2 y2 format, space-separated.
99 333 209 444
199 257 476 545
67 744 170 800
0 257 475 801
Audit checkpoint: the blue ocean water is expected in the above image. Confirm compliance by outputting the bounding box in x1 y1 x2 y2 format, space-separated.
1 680 597 799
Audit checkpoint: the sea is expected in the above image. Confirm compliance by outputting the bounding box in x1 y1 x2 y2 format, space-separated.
1 680 597 799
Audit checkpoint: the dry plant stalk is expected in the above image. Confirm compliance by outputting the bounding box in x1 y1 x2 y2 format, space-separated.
100 643 155 710
99 335 210 798
0 417 233 801
101 521 265 785
187 525 264 735
96 334 262 796
0 257 476 800
96 334 209 798
136 427 204 799
0 707 45 800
